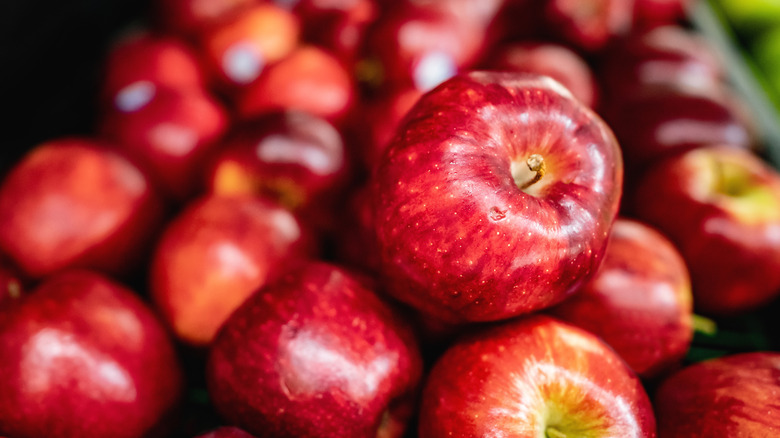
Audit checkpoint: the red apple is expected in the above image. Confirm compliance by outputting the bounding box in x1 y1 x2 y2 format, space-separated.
372 71 623 323
235 45 355 125
549 218 693 378
155 0 255 38
194 426 256 438
201 4 300 88
484 41 599 109
205 110 349 232
150 195 314 345
419 315 656 437
632 146 780 315
0 270 182 438
654 352 780 437
633 0 692 27
543 0 634 51
101 32 206 105
101 85 229 202
207 262 423 438
0 138 164 279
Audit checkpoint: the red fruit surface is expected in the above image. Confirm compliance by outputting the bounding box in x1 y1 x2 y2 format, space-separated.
419 315 657 437
207 262 423 438
373 71 623 322
655 352 780 437
550 218 693 378
194 426 256 438
0 138 164 279
0 270 183 438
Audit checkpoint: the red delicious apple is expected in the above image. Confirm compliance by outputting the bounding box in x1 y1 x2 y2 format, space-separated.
101 32 206 106
632 146 780 315
205 111 349 232
150 194 314 345
201 4 300 88
484 41 598 109
0 270 183 438
207 261 423 438
549 218 693 378
155 0 255 38
419 315 656 437
654 352 780 437
235 45 355 125
361 5 485 92
101 85 229 202
194 426 256 438
0 138 164 279
372 71 623 323
543 0 634 51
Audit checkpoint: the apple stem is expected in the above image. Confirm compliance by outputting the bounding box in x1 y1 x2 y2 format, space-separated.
519 154 546 190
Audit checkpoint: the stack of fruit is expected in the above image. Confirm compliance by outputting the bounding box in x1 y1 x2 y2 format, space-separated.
2 0 780 436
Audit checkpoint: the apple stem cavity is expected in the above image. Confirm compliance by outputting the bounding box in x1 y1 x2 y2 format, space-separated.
516 154 547 191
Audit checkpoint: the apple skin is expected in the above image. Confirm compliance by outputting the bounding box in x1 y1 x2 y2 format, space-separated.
101 84 230 202
372 71 623 323
632 146 780 315
0 138 164 279
633 0 692 27
101 32 206 106
543 0 634 51
194 426 256 438
549 218 693 378
483 41 598 109
150 194 314 346
654 352 780 437
419 315 656 437
155 0 255 38
207 261 423 438
235 45 355 126
0 270 183 438
200 4 300 89
205 110 349 233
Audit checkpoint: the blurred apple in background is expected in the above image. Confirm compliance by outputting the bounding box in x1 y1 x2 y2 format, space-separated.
101 84 230 202
0 270 183 438
235 45 355 125
633 0 693 27
373 71 622 323
633 146 780 316
550 218 693 379
207 262 423 438
419 315 656 437
654 352 780 437
155 0 255 38
0 138 164 279
150 195 314 346
542 0 634 51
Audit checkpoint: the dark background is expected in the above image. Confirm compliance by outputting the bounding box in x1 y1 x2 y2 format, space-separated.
0 0 150 171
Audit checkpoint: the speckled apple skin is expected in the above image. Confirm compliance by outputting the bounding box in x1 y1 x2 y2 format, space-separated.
0 138 164 279
419 315 656 438
150 195 314 345
194 426 256 438
655 352 780 437
372 71 623 323
207 262 423 438
550 218 693 378
0 270 183 438
633 146 780 315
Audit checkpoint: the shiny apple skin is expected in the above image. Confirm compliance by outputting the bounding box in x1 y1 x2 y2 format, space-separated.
101 85 229 202
654 352 780 437
0 138 164 279
0 270 183 438
194 426 256 438
235 45 355 125
550 218 693 378
206 110 348 232
150 195 314 346
207 262 423 438
633 146 780 315
372 71 623 323
101 32 206 105
419 315 656 438
484 41 598 109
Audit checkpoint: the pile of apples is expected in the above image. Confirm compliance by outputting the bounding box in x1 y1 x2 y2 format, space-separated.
3 0 780 436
